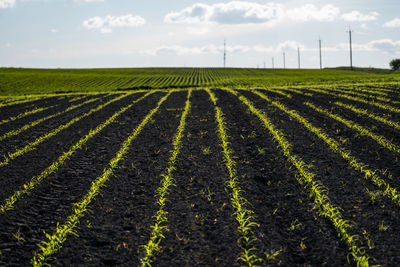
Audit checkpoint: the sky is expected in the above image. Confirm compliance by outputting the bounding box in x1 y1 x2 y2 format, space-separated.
0 0 399 69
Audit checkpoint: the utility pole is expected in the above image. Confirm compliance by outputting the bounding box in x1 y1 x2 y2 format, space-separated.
264 61 266 69
347 27 353 70
272 57 274 69
318 37 322 69
297 47 301 69
223 39 226 68
283 52 286 69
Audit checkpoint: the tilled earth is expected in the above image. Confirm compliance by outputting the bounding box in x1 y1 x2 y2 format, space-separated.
1 86 400 266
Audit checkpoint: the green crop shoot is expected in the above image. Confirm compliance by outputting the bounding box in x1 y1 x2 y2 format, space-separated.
206 88 264 266
252 89 400 211
305 101 400 154
225 88 370 267
0 95 94 141
0 105 55 126
0 94 131 167
0 91 156 214
334 101 400 131
140 89 192 266
30 90 174 267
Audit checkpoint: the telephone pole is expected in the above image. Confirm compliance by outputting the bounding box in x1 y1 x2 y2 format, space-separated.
318 37 322 69
283 52 286 69
264 61 266 69
272 57 274 69
223 39 226 68
297 47 301 69
347 27 353 70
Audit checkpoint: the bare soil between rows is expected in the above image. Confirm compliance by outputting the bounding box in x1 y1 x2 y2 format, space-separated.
1 88 400 266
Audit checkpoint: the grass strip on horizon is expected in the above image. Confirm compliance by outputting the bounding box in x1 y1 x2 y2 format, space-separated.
0 95 92 141
140 89 192 266
30 90 174 267
334 101 400 131
305 101 400 154
0 93 130 167
225 88 370 267
205 88 264 266
252 89 400 214
0 91 156 214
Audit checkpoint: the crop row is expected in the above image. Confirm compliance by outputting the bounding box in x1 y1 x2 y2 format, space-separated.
251 89 400 208
1 84 399 266
3 68 400 95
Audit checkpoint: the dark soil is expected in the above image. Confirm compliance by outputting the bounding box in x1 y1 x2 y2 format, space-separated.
240 88 400 266
1 87 400 266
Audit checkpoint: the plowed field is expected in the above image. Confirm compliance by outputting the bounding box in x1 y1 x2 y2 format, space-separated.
1 83 400 266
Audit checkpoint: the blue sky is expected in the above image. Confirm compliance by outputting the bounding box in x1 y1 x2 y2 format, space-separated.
1 0 399 68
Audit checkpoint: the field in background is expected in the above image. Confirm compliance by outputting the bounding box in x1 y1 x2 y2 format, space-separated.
1 67 399 95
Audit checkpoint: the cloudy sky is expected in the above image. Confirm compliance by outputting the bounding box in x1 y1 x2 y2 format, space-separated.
1 0 399 68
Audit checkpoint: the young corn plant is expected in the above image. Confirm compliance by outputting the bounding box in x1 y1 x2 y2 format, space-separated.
206 88 263 266
304 101 400 154
140 89 192 266
0 91 156 214
0 105 56 126
0 93 132 168
0 95 91 142
30 91 174 267
224 88 370 267
334 101 400 131
252 90 400 211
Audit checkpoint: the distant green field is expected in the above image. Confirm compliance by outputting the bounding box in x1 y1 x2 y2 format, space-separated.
0 67 399 95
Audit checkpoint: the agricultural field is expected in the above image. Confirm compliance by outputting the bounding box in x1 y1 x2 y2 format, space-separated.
1 68 400 266
1 67 399 95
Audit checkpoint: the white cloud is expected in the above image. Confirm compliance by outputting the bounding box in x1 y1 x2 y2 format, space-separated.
143 41 308 56
383 18 400 28
367 39 400 53
286 4 340 22
74 0 104 2
325 39 400 53
82 14 146 33
254 41 305 53
142 39 400 57
341 10 378 22
51 29 58 33
164 2 341 26
142 44 251 56
0 0 16 8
